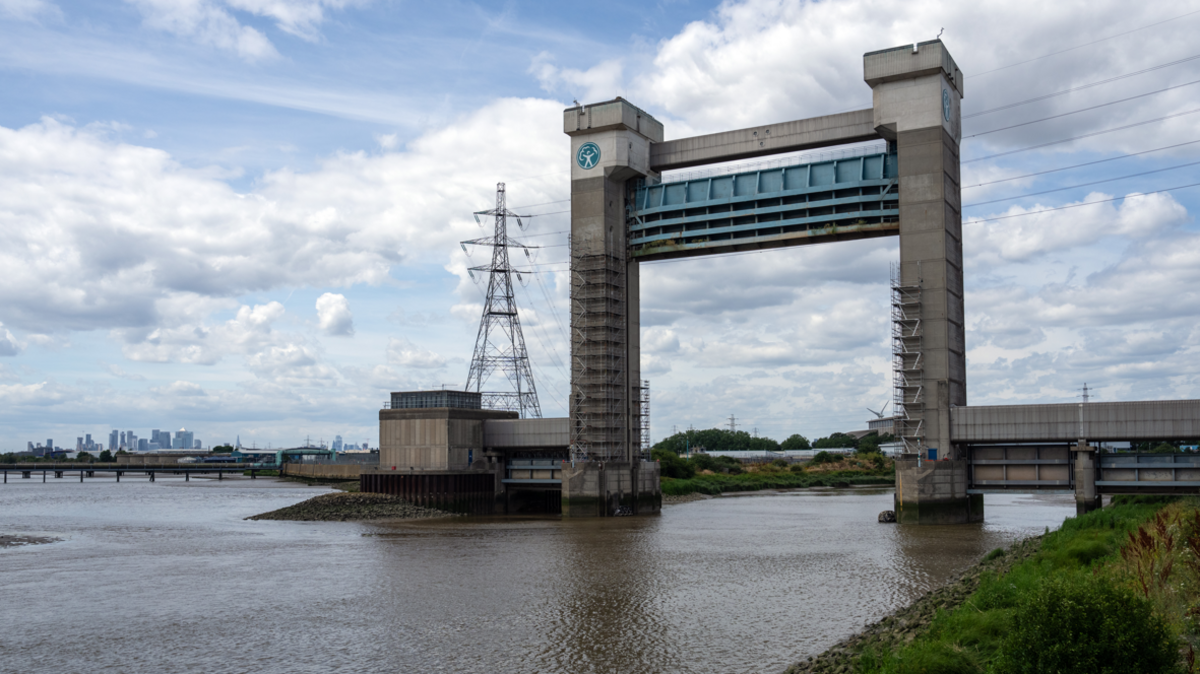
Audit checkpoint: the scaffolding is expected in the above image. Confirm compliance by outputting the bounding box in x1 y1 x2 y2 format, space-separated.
891 264 923 455
462 183 542 419
635 380 650 459
569 252 627 461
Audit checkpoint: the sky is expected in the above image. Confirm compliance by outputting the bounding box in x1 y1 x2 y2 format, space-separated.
1 0 1199 450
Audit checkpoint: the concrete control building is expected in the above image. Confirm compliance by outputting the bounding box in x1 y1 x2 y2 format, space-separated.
362 391 660 516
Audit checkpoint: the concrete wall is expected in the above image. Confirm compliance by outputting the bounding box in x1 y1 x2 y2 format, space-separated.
282 463 363 479
379 408 517 471
952 400 1200 442
483 417 570 449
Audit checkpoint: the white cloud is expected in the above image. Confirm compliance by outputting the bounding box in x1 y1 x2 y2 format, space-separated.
0 0 57 21
0 322 20 356
152 380 208 396
127 0 279 60
315 292 354 336
0 98 565 336
387 337 446 369
531 52 624 104
126 0 362 59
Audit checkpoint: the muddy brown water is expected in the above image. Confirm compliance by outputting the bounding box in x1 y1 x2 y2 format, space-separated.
0 479 1074 673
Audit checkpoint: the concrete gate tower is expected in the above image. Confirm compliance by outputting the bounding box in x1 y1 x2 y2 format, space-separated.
563 40 975 522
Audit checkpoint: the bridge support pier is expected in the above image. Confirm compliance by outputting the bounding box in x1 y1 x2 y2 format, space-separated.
1074 442 1101 516
561 460 661 517
895 458 982 524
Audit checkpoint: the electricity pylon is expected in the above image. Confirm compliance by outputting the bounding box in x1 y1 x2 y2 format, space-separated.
462 183 542 418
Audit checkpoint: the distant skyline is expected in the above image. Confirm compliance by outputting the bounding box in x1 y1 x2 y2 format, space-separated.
2 1 1199 448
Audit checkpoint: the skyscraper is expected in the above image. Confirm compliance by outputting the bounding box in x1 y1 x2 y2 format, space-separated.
109 430 119 451
175 428 194 450
333 435 343 451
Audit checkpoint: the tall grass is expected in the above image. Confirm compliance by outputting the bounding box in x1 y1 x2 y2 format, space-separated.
660 471 893 496
853 496 1196 674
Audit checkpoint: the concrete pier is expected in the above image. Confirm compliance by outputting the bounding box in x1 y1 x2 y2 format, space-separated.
1073 443 1101 516
894 459 982 524
561 460 661 517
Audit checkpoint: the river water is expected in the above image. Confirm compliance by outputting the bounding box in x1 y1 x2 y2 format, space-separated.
0 478 1075 674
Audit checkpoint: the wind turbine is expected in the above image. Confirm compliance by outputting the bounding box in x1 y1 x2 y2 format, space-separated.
866 401 891 419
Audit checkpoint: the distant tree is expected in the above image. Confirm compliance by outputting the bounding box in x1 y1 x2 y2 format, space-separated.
780 434 811 450
98 450 113 462
212 444 235 454
652 428 780 454
1151 442 1179 453
76 451 93 462
856 432 895 454
813 432 859 450
115 449 129 456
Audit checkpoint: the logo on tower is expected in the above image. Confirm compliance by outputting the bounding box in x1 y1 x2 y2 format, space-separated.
576 142 601 170
942 89 951 122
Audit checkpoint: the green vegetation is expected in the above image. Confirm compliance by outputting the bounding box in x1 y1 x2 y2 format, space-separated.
781 434 811 450
837 497 1200 674
658 453 894 496
652 428 782 453
662 471 893 496
651 427 894 459
98 450 113 462
213 444 235 454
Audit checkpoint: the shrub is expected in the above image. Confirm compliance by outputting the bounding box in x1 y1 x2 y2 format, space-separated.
771 458 789 468
689 453 720 472
810 451 839 465
992 575 1182 674
715 455 744 474
651 448 695 479
789 463 805 473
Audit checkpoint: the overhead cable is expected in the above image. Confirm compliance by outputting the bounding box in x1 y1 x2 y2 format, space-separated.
963 139 1200 189
962 108 1200 163
966 54 1200 118
965 182 1200 224
964 160 1200 207
964 79 1200 138
968 8 1200 78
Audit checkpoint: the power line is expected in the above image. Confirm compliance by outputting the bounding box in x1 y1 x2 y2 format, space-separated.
968 8 1200 78
965 53 1200 119
964 79 1200 139
965 181 1200 224
964 160 1200 208
962 139 1200 189
510 198 570 210
962 108 1200 164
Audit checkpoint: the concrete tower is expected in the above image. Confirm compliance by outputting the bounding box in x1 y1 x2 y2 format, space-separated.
563 99 662 462
865 41 966 461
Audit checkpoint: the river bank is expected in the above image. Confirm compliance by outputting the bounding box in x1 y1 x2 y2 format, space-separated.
247 491 459 521
785 495 1200 674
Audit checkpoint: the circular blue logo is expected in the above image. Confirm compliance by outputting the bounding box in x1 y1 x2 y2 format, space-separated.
942 89 951 122
576 142 601 170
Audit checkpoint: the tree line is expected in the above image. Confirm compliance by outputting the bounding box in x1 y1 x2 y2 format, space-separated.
650 428 895 455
